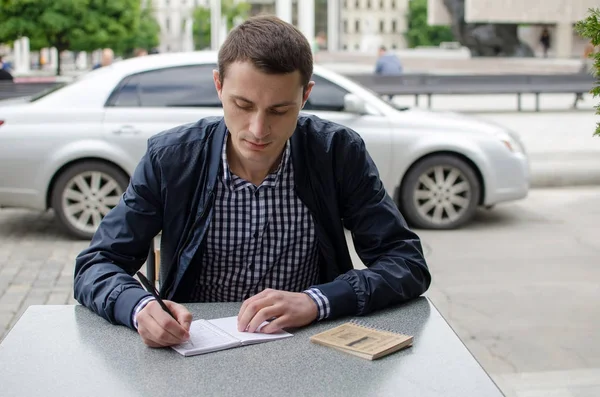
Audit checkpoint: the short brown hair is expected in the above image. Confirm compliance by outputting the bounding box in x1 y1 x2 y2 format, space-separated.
218 15 313 91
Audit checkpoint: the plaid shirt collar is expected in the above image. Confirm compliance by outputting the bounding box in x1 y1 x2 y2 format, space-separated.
221 131 291 191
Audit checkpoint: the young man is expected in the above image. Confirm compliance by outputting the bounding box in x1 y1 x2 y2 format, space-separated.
0 56 13 81
374 46 403 76
74 15 431 348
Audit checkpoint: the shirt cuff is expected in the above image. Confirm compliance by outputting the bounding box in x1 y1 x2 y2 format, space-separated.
132 296 156 330
303 288 331 321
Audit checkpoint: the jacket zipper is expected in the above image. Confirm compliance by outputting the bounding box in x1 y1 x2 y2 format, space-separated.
160 190 215 298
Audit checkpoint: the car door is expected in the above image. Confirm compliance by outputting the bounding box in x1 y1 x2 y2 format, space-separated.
103 64 223 170
303 74 394 190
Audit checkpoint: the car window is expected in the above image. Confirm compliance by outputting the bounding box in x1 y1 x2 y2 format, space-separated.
304 75 349 112
112 75 141 107
109 65 221 108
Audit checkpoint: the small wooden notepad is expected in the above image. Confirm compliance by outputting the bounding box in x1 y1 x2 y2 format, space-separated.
310 321 413 360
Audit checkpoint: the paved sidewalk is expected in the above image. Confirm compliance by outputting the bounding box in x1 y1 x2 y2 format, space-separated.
0 210 87 341
2 188 600 397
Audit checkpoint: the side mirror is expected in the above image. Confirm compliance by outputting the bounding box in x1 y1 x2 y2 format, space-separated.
343 94 368 114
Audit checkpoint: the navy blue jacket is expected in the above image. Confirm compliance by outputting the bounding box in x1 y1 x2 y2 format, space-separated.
74 115 431 329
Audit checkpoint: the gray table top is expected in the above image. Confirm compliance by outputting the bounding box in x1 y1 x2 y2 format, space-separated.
0 297 504 397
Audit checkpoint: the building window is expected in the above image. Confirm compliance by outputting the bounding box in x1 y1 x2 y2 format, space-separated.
355 0 359 8
166 17 170 34
355 20 360 33
380 20 385 33
367 0 371 8
355 44 360 50
392 19 397 33
391 0 396 9
380 0 384 8
343 19 348 33
392 44 397 49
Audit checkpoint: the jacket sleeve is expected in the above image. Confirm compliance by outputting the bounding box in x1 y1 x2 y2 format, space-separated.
73 146 163 328
326 134 431 317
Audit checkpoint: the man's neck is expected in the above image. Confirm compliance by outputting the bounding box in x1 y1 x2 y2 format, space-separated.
227 143 284 186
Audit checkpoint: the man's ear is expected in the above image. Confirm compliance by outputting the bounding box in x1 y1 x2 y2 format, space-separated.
213 70 223 101
302 81 315 108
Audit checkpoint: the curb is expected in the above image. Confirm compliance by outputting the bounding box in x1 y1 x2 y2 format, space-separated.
529 159 600 188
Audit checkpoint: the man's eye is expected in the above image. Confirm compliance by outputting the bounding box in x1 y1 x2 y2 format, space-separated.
270 109 287 116
235 104 251 111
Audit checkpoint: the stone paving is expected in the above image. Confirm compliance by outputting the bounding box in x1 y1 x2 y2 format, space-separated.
0 209 88 341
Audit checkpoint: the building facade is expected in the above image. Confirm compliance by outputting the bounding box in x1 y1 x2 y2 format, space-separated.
151 0 411 54
340 0 408 52
151 0 208 53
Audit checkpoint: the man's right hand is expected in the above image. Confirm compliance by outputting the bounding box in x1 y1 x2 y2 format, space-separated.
136 300 192 347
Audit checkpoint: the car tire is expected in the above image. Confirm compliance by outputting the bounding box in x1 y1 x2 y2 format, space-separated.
50 161 129 240
400 155 481 229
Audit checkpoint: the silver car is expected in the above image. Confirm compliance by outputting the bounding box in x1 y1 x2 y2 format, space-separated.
0 51 529 239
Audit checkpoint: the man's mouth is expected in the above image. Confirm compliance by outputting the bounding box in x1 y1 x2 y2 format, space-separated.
245 140 270 150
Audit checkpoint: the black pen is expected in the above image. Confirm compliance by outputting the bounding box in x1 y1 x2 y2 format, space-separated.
136 271 177 320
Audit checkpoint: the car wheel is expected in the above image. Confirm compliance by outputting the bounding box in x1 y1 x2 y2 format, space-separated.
400 155 481 229
51 161 129 240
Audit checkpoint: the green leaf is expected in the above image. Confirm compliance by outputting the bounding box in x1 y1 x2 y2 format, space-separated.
404 0 454 48
575 8 600 136
0 0 159 74
192 0 251 51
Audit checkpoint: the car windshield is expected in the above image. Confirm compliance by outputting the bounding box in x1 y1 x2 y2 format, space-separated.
345 80 409 112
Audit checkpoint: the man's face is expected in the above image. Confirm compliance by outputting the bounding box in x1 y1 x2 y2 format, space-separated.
213 61 313 171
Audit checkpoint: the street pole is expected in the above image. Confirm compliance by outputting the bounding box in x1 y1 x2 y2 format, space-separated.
276 0 293 24
327 0 340 51
298 0 315 43
211 0 222 50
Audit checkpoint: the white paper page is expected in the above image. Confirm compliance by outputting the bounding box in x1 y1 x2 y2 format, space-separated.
171 319 239 356
207 316 293 344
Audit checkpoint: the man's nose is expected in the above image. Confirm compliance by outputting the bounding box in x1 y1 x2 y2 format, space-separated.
249 112 269 139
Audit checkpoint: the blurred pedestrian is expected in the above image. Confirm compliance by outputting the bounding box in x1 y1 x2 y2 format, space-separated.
0 56 13 81
540 28 551 58
93 48 114 70
134 48 148 57
312 31 327 63
573 41 597 108
374 46 403 75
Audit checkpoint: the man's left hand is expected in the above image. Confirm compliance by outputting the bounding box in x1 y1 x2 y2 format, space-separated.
237 289 318 334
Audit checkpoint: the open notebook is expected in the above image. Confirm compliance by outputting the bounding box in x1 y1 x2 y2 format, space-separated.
171 316 293 357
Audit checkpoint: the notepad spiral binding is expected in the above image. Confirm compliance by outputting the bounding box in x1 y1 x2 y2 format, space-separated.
348 319 398 334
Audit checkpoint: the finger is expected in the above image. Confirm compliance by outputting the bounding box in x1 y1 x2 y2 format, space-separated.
238 289 269 324
237 295 273 332
147 311 188 346
141 301 189 345
142 337 164 348
165 301 193 332
149 301 190 340
259 315 289 334
137 315 176 347
247 305 281 333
